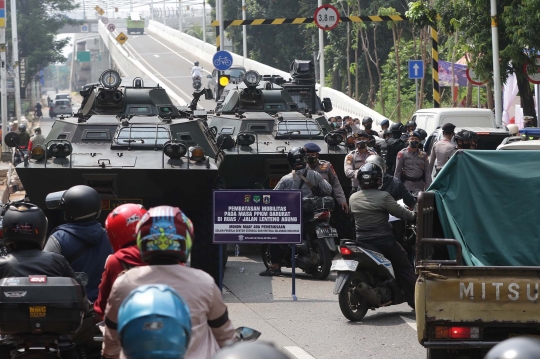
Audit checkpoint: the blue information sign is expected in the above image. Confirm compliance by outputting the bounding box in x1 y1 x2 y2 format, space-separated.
212 50 233 71
408 60 424 79
213 190 302 244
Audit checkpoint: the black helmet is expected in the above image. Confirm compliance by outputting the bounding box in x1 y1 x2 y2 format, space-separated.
484 337 540 359
417 128 428 140
287 147 307 170
383 128 392 137
18 124 26 132
212 342 290 359
362 117 373 125
3 203 48 251
405 120 417 130
62 185 102 223
357 163 383 189
194 61 199 66
455 130 478 141
390 122 403 133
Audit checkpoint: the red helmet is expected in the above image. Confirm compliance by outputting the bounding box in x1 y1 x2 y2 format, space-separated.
105 204 147 252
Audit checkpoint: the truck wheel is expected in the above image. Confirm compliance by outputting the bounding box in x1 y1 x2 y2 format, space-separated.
338 272 370 321
309 240 332 280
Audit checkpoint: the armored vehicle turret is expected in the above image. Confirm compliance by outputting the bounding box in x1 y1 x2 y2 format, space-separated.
6 70 224 283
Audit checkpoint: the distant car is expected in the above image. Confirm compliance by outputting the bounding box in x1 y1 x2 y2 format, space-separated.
55 93 71 101
207 65 246 102
54 99 73 115
497 139 540 150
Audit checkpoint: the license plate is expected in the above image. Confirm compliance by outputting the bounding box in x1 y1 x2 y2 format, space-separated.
331 260 358 271
316 227 338 238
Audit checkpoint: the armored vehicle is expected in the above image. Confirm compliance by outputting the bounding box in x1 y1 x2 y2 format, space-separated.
5 70 223 283
207 60 355 237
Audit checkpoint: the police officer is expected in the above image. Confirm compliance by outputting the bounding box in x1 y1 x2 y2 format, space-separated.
385 122 407 175
304 142 348 213
394 131 431 193
362 117 379 136
344 131 377 195
429 123 456 176
378 119 390 137
404 120 417 135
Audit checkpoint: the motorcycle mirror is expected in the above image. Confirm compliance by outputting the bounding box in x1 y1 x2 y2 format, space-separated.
206 75 212 79
45 190 66 209
75 272 89 287
4 132 21 148
234 327 261 342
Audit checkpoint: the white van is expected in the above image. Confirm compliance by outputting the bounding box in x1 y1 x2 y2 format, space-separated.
411 108 497 135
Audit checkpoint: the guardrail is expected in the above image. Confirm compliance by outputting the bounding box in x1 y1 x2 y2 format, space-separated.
98 21 188 106
146 20 386 124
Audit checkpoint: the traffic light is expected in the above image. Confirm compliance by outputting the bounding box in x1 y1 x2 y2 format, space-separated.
217 74 230 100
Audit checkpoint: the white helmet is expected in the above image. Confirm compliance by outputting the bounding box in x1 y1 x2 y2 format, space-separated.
507 124 519 136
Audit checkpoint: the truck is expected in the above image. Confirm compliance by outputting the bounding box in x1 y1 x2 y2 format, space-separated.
127 12 144 34
415 149 540 359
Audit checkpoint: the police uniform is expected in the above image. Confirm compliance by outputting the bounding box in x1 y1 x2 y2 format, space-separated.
394 148 431 192
274 169 332 198
344 149 376 192
312 160 347 205
428 138 455 175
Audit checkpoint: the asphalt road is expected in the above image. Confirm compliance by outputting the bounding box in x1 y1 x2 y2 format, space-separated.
223 245 424 359
113 28 218 110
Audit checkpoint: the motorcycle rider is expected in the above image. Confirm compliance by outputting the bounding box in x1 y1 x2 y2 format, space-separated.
385 122 407 175
428 123 456 177
191 61 203 80
18 123 30 147
212 342 290 359
366 155 416 208
484 337 540 359
452 129 478 155
117 284 192 359
349 162 417 305
94 204 148 318
362 117 379 137
102 206 235 359
394 131 431 193
344 131 377 195
304 142 348 213
44 185 113 302
260 147 332 276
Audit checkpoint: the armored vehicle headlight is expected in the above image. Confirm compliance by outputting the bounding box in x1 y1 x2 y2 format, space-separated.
236 133 256 146
31 147 45 160
325 132 343 146
163 141 188 159
48 143 72 158
100 69 122 89
244 70 260 87
189 146 205 162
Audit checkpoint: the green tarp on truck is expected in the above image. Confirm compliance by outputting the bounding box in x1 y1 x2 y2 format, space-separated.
427 150 540 266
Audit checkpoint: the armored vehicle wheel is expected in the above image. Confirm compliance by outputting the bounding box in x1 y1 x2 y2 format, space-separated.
338 272 369 321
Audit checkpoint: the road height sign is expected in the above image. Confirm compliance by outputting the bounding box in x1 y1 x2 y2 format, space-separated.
408 60 424 79
107 23 116 32
466 67 487 86
523 56 540 84
314 4 340 31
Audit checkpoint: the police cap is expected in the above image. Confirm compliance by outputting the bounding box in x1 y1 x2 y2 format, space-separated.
304 142 321 153
380 119 390 127
442 123 456 133
409 131 421 140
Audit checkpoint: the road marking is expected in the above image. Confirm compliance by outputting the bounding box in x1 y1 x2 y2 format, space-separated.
146 33 212 74
284 346 316 359
400 316 417 331
153 54 160 58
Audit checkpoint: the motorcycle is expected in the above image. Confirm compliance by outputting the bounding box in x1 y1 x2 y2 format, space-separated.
192 75 202 90
49 107 56 118
261 196 338 280
332 240 412 321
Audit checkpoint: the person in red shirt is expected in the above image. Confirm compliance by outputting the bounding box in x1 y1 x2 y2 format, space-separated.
94 204 147 318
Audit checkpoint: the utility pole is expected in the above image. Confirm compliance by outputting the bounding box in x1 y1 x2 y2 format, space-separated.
317 0 324 87
490 0 502 126
83 0 86 19
218 0 224 51
178 0 182 32
130 0 133 13
202 0 206 43
163 0 166 26
10 0 21 122
1 28 7 153
242 0 247 58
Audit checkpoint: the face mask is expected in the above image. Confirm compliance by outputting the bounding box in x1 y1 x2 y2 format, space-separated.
357 141 367 150
307 156 318 164
461 143 471 149
364 124 372 130
410 140 419 148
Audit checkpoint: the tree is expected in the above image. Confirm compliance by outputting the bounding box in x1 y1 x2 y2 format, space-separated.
7 0 79 78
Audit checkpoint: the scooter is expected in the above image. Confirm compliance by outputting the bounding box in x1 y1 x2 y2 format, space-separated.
49 107 56 118
192 75 202 90
332 239 411 321
261 196 338 280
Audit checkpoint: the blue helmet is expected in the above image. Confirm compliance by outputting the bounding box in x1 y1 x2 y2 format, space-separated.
118 284 192 359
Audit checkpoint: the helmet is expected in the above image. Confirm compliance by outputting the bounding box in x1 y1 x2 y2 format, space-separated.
380 119 390 127
484 337 540 359
194 61 199 66
356 130 370 139
362 117 373 125
356 163 383 189
62 185 102 222
390 122 404 133
287 147 307 170
405 120 417 130
212 342 290 359
136 206 194 263
507 124 519 136
383 129 392 138
365 154 387 173
455 130 478 141
3 203 48 251
118 284 191 359
18 124 26 132
106 204 148 252
417 128 428 140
